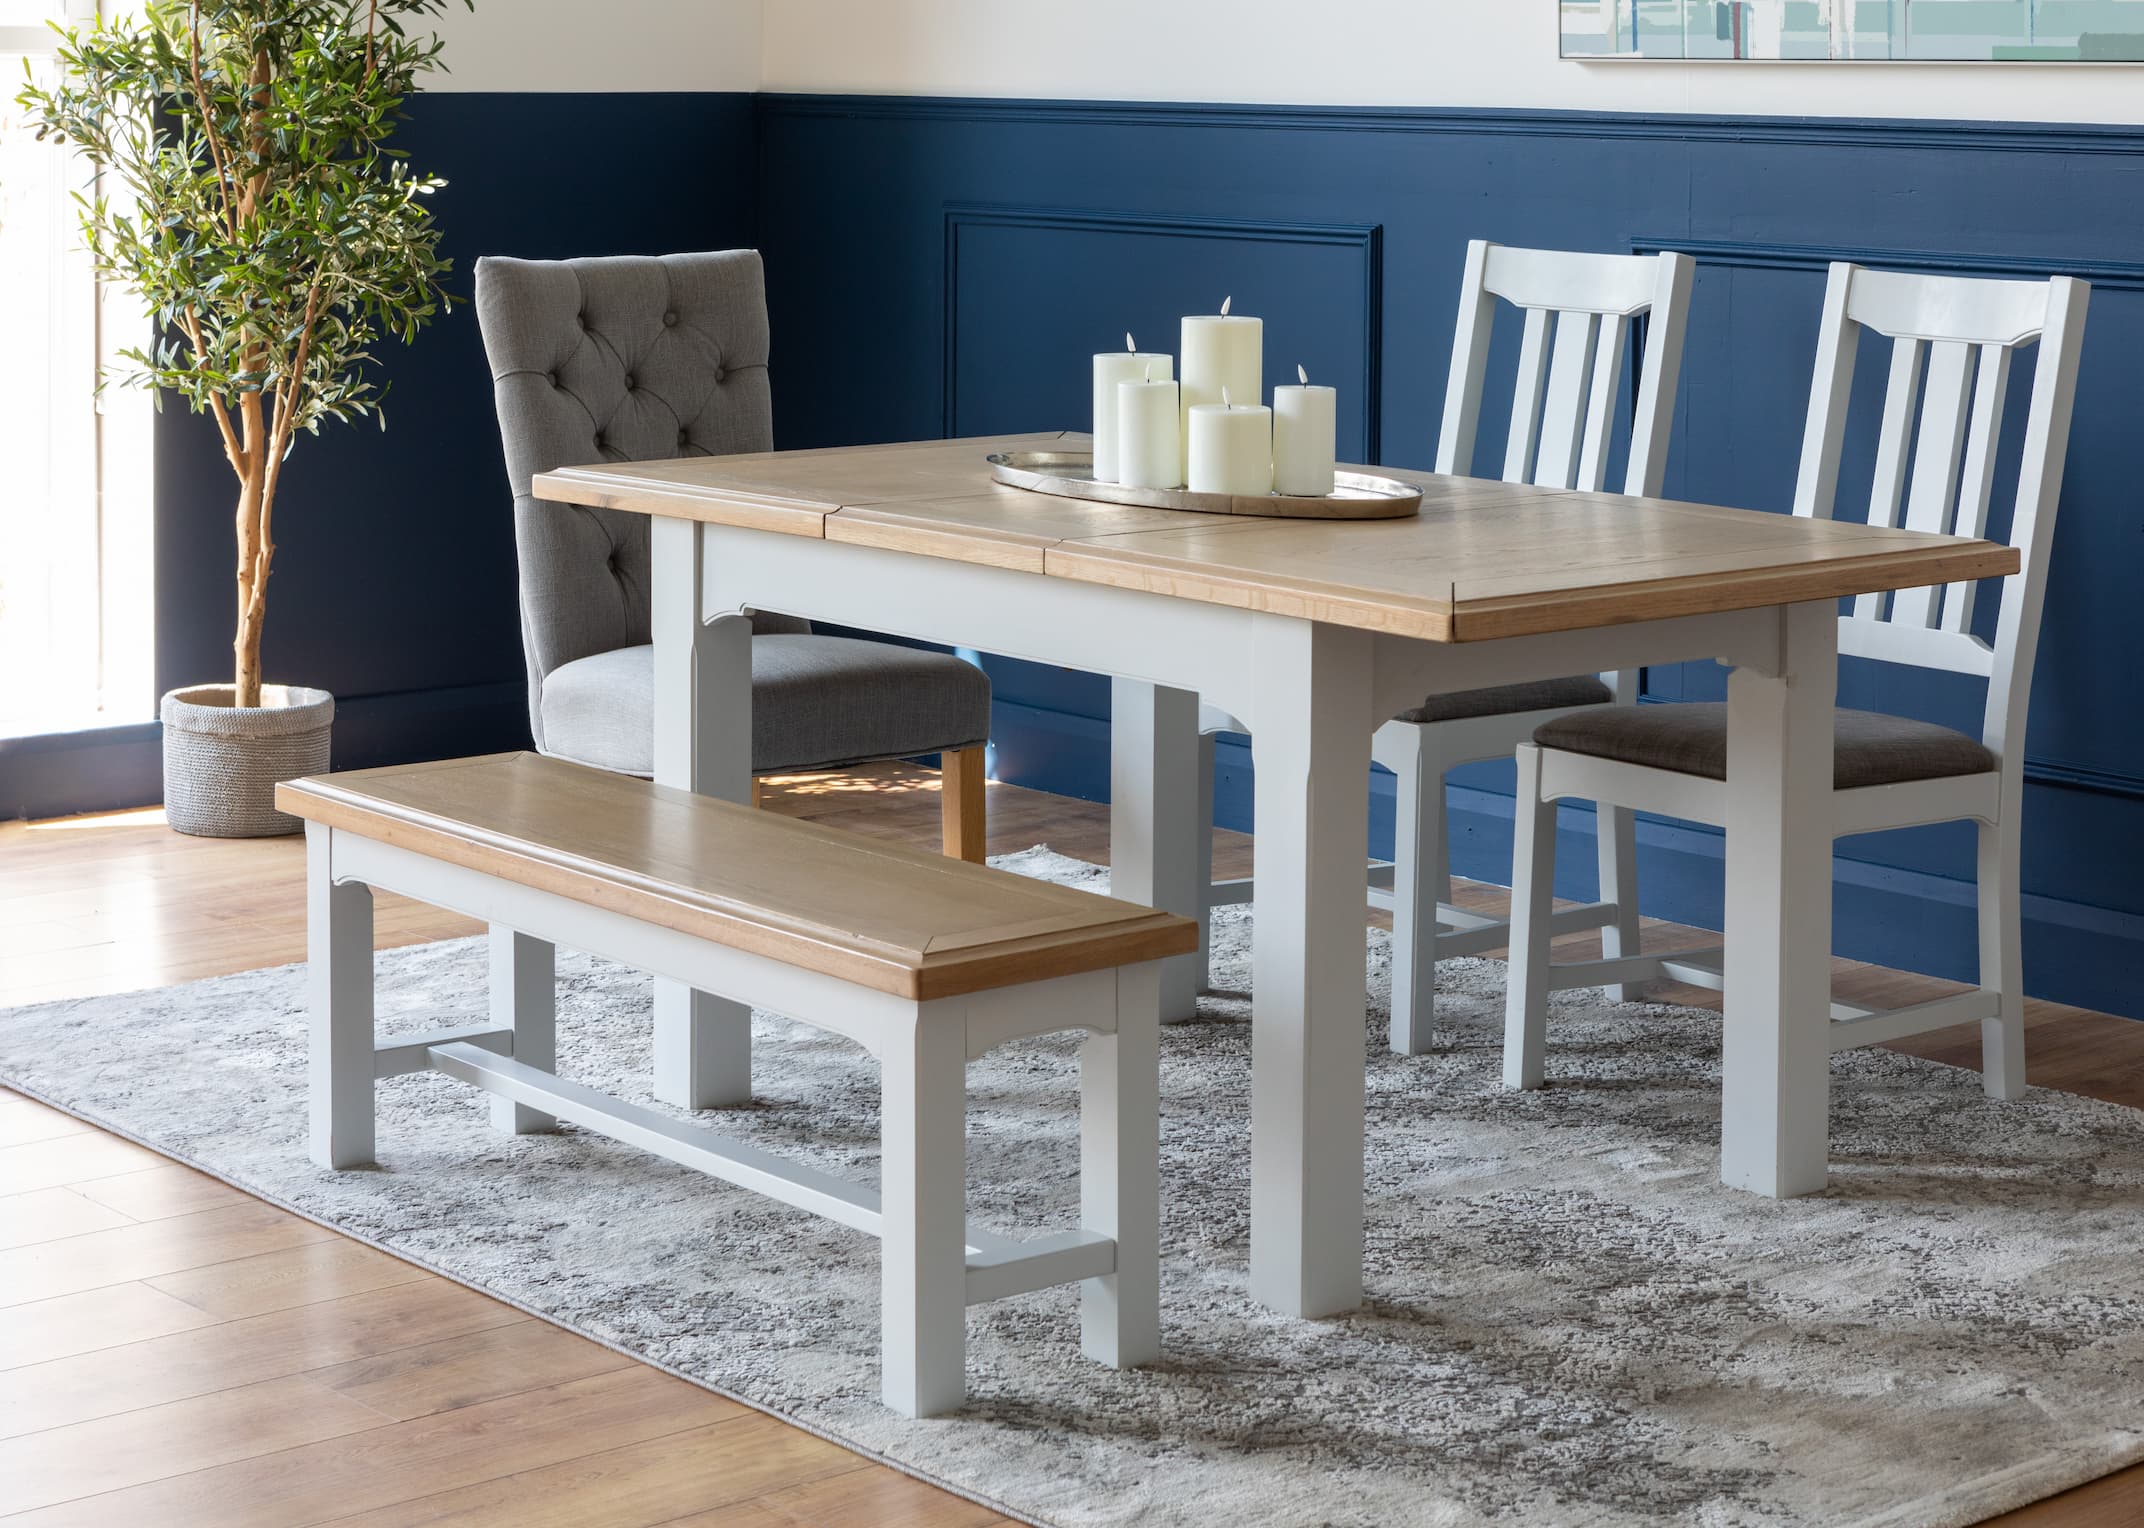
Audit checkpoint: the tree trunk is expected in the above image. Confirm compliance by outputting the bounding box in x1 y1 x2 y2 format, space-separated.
232 439 267 708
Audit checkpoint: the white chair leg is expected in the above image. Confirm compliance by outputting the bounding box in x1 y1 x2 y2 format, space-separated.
1596 803 1645 1003
1502 746 1557 1091
880 1014 970 1418
1385 723 1443 1056
1978 815 2028 1100
1195 730 1217 995
488 927 557 1134
1081 963 1161 1370
306 823 376 1170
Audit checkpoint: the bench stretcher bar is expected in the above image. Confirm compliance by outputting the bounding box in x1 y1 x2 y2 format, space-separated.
425 1041 1117 1301
375 1024 513 1078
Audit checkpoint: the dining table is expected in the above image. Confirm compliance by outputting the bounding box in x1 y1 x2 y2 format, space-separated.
534 430 2018 1320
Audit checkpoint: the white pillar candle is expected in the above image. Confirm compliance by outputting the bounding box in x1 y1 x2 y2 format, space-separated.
1179 298 1262 451
1272 371 1337 496
1187 398 1272 497
1091 336 1171 482
1117 377 1182 490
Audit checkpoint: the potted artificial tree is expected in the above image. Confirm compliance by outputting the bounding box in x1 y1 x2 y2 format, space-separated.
20 0 466 835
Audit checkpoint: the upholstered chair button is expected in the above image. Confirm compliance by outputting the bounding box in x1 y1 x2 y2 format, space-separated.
624 373 635 389
663 311 678 327
548 371 560 386
678 430 690 448
714 367 728 384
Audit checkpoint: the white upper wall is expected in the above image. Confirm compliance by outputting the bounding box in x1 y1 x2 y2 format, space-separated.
412 0 2144 123
758 0 2144 125
426 0 761 92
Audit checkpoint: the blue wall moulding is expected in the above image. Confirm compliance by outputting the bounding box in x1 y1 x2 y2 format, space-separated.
33 88 2144 1021
942 205 1382 454
758 94 2144 1020
146 91 762 787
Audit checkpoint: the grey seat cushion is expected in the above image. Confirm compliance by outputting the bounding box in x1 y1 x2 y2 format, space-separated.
540 638 992 778
1393 675 1613 725
1533 703 1996 791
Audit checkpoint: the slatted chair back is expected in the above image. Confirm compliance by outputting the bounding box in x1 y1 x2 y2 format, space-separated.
1437 240 1695 497
1791 262 2089 765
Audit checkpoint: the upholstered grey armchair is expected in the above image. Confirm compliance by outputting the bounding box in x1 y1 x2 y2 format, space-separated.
474 250 991 858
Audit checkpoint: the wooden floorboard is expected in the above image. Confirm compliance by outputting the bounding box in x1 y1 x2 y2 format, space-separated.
0 761 2134 1526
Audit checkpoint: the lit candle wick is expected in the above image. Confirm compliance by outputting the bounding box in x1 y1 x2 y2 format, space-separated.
1126 332 1136 352
1220 296 1233 316
1222 385 1232 409
1297 364 1309 385
1144 360 1154 384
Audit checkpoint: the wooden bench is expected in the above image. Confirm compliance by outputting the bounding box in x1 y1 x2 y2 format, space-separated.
276 752 1195 1417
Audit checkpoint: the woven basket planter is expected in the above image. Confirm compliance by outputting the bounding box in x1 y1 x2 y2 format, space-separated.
161 684 335 838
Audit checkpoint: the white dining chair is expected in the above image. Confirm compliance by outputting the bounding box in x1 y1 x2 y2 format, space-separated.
1194 239 1696 1053
1502 262 2089 1102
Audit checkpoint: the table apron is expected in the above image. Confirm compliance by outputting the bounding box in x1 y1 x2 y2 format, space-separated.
1367 607 1791 722
699 524 1798 731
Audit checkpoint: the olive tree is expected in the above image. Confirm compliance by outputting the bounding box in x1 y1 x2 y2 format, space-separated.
19 0 468 705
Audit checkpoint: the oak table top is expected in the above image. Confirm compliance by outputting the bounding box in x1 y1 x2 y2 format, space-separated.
534 432 2020 643
278 753 1194 1002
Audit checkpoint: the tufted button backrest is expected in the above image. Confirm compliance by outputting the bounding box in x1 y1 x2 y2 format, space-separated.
475 250 799 751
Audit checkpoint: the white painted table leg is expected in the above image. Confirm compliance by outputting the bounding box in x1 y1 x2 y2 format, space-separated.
880 1008 970 1418
1081 962 1161 1369
651 514 755 1109
488 928 557 1134
1110 679 1203 1022
1247 615 1373 1317
307 823 376 1170
1379 720 1442 1055
1721 600 1837 1198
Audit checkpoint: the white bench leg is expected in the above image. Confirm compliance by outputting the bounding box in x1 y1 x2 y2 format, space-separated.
488 927 557 1134
880 1015 969 1417
1383 721 1443 1056
307 823 376 1170
1081 963 1161 1370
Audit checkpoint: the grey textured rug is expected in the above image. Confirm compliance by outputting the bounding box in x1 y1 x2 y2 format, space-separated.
4 847 2143 1528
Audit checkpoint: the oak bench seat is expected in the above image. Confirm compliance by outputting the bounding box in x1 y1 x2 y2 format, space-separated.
277 751 1194 1417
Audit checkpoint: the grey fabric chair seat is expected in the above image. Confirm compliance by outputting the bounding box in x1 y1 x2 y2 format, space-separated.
541 637 992 778
1393 675 1612 725
475 250 992 792
1533 703 1996 791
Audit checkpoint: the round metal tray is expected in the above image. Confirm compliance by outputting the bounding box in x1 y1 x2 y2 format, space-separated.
987 450 1422 520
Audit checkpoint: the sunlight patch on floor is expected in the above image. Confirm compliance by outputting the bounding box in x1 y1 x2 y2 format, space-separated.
25 806 167 833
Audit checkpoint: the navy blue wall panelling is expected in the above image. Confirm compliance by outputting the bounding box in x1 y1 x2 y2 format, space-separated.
756 96 2144 1019
146 92 761 778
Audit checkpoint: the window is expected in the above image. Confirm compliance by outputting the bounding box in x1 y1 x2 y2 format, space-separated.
0 0 153 737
